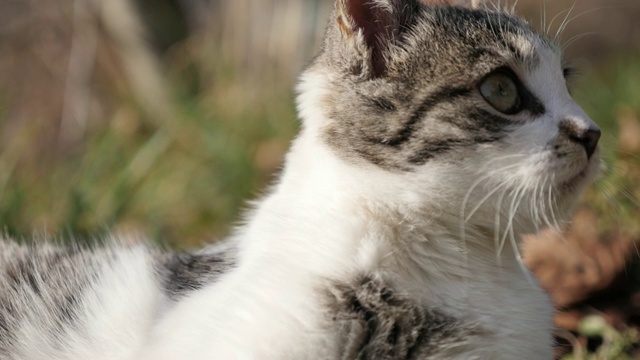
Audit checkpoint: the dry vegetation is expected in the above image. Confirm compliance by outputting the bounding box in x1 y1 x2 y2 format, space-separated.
0 0 639 358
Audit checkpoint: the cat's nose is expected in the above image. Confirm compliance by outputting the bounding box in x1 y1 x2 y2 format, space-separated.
569 127 601 159
560 120 601 159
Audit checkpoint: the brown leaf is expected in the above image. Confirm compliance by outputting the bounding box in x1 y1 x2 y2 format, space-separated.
523 209 636 308
617 106 640 154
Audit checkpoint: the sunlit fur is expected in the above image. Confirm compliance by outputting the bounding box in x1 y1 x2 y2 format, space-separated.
0 1 601 359
141 2 600 359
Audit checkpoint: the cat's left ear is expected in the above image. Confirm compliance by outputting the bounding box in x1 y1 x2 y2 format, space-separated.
335 0 421 77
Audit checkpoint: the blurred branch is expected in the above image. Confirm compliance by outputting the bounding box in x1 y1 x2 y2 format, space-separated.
60 0 99 146
100 0 175 123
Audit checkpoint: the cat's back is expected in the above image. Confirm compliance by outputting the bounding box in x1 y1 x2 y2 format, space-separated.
0 239 162 360
0 239 234 360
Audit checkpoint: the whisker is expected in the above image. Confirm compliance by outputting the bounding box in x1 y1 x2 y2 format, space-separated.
460 173 494 240
618 188 640 209
546 174 562 232
537 176 555 231
464 184 504 223
542 0 547 34
530 175 544 233
498 184 525 259
546 7 571 35
599 172 640 210
561 32 598 51
509 218 536 285
554 0 578 42
494 189 507 266
460 159 524 224
509 0 520 15
564 5 629 30
610 149 640 161
596 182 626 230
476 154 527 174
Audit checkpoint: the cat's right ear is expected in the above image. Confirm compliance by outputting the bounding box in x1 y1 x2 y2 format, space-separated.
335 0 420 77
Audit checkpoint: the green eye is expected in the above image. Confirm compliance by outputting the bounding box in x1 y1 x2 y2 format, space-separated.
479 72 522 114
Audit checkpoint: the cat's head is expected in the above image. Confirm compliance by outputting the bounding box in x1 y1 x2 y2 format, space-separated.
296 0 601 234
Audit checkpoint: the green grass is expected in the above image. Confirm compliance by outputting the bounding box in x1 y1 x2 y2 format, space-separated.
562 315 640 360
0 54 299 247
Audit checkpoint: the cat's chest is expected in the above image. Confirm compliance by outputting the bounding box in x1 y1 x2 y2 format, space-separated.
325 270 554 359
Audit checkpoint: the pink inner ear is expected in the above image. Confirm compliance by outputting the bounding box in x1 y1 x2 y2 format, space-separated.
345 0 396 45
345 0 398 76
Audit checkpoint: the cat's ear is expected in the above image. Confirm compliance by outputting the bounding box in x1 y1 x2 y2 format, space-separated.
335 0 421 77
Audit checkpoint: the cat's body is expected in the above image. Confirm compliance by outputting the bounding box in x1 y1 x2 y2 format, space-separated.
0 239 236 359
0 1 601 359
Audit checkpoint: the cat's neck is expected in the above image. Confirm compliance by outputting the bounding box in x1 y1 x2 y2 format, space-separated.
240 110 522 292
227 71 545 327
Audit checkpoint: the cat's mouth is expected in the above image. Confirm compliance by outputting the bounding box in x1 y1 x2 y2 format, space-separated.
556 151 601 195
558 169 588 194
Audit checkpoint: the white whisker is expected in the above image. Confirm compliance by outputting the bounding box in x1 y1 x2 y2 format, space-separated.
596 182 625 231
529 175 543 232
542 0 547 33
509 0 520 15
545 174 562 232
494 189 507 266
464 184 504 223
562 32 598 51
460 159 524 227
538 176 555 230
509 221 536 285
619 188 640 209
554 0 578 42
546 7 570 35
498 184 525 260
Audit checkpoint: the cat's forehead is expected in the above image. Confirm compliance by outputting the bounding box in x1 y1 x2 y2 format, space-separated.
404 6 560 77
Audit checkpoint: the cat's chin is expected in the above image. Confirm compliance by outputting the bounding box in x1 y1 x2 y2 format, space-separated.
558 168 589 195
553 152 602 211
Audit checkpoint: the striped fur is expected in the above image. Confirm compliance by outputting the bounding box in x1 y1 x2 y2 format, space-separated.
319 4 550 170
329 275 485 360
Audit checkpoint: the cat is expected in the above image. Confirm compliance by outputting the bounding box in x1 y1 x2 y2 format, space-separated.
0 0 601 359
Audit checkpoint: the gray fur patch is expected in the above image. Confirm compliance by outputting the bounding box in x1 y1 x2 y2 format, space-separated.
158 247 236 300
328 275 483 359
0 239 236 356
0 240 113 355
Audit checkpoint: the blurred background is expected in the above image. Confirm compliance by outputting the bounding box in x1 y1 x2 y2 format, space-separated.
0 0 639 357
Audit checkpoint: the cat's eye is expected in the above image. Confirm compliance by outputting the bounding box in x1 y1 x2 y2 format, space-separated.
479 72 522 115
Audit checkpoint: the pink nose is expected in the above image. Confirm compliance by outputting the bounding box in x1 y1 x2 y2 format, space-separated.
570 127 601 159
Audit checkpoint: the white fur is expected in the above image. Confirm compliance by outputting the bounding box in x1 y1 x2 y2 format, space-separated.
12 246 164 360
8 20 597 360
135 36 600 359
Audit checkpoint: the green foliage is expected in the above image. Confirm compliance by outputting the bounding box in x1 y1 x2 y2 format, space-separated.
562 315 640 360
0 51 299 247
